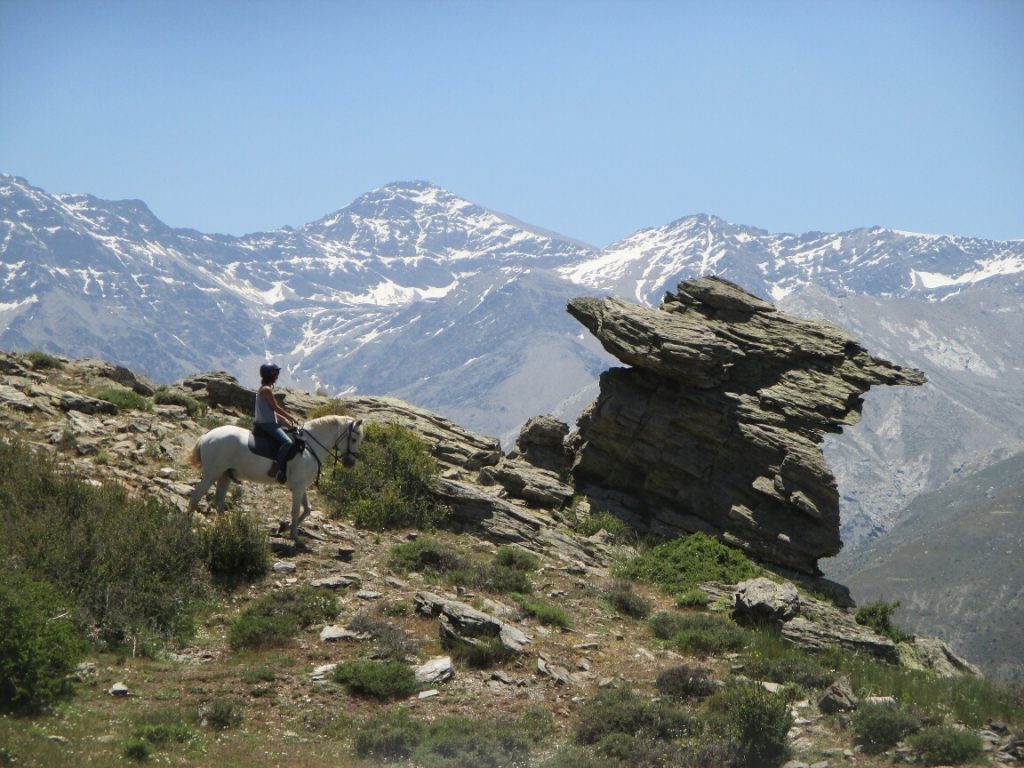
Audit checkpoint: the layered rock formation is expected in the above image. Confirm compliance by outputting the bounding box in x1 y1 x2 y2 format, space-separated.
568 277 926 575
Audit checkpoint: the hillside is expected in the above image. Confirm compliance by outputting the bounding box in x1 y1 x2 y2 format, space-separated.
825 452 1024 681
2 347 1022 767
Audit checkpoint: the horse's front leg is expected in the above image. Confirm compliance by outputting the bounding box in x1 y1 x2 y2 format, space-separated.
214 474 232 513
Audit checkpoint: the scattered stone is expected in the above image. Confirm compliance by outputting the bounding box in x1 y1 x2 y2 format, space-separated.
310 663 338 681
386 576 408 588
311 575 358 590
357 590 384 600
273 561 297 574
415 656 454 685
416 591 531 654
537 656 571 686
320 625 370 643
60 391 118 416
418 689 440 700
819 677 858 714
334 547 356 562
109 682 130 697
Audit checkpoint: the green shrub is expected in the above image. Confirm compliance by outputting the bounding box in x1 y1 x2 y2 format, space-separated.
676 588 711 607
333 659 419 700
852 702 921 753
130 708 194 747
512 594 572 628
478 561 535 594
389 537 468 575
655 664 719 700
200 509 271 587
305 398 350 420
323 421 445 530
741 630 835 689
650 611 749 656
907 725 984 765
855 600 913 643
575 509 632 541
708 682 793 766
24 350 64 370
228 586 338 650
0 441 207 648
619 532 760 594
574 686 693 746
604 579 651 619
123 737 152 761
95 387 151 411
153 387 204 417
0 570 86 713
494 545 540 572
443 632 511 669
201 697 244 730
354 708 552 766
347 611 419 660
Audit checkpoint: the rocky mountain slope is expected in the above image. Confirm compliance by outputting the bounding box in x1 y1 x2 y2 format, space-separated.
4 345 1019 768
826 451 1024 682
4 173 1024 548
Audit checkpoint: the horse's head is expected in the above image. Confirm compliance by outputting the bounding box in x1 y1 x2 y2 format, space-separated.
341 418 365 468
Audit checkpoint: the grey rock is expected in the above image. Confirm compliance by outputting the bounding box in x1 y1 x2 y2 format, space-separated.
478 457 574 510
320 625 369 642
819 676 858 713
310 663 337 681
311 575 358 590
178 372 255 412
415 656 454 685
537 656 571 685
109 682 130 697
272 561 297 574
357 590 384 600
568 276 925 575
897 635 982 677
508 415 571 473
733 577 801 625
416 590 531 654
60 390 118 415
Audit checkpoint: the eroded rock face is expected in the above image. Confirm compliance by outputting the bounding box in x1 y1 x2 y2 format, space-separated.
568 277 925 575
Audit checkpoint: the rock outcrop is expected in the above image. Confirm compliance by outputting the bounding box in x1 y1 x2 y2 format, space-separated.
568 277 926 575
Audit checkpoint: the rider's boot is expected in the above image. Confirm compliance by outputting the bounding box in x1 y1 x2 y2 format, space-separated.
267 462 279 478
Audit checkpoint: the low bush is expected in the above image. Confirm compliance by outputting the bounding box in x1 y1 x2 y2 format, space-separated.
574 509 633 542
95 387 151 411
347 611 419 660
852 702 921 753
0 570 86 713
707 681 793 766
655 664 719 700
907 725 984 766
741 630 835 689
443 632 511 669
333 659 419 700
619 532 760 594
200 508 271 587
323 421 445 530
512 594 572 628
494 545 540 572
604 579 652 619
354 708 552 766
389 537 468 576
389 538 536 595
123 737 152 761
153 387 204 417
305 398 350 420
129 708 194 748
676 588 711 607
650 611 749 656
201 697 244 730
855 600 913 643
574 686 694 746
24 350 64 370
228 586 338 650
0 440 207 648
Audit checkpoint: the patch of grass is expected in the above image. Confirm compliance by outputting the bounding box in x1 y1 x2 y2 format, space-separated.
855 600 913 643
604 579 651 619
323 421 446 530
655 664 719 700
907 725 984 766
0 570 86 713
443 632 511 669
153 387 204 417
389 537 468 576
740 628 836 689
228 586 338 650
199 508 271 587
852 702 922 753
389 538 536 595
0 440 208 648
354 707 552 766
95 387 151 411
201 697 244 730
512 593 572 628
573 686 694 746
650 611 749 656
676 588 711 608
574 509 634 542
305 398 350 420
333 659 419 700
619 532 760 594
347 611 419 660
24 350 64 370
129 707 194 748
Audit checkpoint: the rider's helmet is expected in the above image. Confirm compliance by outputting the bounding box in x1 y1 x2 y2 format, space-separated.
259 363 281 383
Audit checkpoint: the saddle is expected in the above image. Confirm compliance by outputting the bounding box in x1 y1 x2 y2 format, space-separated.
248 428 304 463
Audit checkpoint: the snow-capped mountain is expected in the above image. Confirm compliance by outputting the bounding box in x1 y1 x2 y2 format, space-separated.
4 173 1024 546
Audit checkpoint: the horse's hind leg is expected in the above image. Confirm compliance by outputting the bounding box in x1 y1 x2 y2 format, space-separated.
214 474 232 513
289 491 306 543
294 492 313 531
188 471 218 514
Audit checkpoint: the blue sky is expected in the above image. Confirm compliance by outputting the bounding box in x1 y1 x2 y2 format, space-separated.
1 0 1021 246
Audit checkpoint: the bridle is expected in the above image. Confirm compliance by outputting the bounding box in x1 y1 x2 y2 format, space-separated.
299 419 360 486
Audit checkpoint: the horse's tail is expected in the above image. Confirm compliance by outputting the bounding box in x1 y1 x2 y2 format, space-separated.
188 440 202 468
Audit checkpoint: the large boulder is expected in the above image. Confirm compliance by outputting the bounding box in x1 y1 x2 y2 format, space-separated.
568 276 925 575
508 415 571 474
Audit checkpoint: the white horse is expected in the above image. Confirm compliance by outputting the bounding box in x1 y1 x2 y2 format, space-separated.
188 415 365 542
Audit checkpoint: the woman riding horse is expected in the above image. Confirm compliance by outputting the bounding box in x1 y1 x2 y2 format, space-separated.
255 362 298 483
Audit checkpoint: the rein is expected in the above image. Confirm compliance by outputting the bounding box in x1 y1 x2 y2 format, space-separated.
299 420 358 486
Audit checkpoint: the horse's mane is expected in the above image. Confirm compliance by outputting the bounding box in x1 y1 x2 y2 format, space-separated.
304 414 352 430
